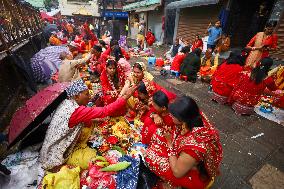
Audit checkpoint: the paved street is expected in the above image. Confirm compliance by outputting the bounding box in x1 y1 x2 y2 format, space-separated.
131 45 284 189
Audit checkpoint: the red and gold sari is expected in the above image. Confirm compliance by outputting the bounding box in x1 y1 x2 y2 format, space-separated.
245 32 278 68
145 113 223 189
100 64 126 105
228 73 277 107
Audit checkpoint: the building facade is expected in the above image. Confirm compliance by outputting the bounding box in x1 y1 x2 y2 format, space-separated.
123 0 164 43
58 0 100 17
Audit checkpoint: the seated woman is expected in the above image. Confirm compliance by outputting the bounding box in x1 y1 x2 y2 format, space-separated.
132 80 158 121
215 33 230 54
120 62 154 116
200 49 220 82
100 59 126 105
211 50 246 104
228 57 278 115
170 46 191 72
40 79 135 171
121 62 153 90
146 29 156 46
141 90 176 145
191 35 203 52
145 96 223 189
180 48 202 83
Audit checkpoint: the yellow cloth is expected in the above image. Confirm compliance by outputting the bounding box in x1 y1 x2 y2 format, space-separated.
42 166 80 189
66 126 97 169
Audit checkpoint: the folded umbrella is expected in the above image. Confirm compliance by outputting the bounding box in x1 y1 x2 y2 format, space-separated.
8 82 71 147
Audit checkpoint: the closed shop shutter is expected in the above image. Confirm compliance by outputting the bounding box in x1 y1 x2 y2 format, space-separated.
270 13 284 61
177 4 222 44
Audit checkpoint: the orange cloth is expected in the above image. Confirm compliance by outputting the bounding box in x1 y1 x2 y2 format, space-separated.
49 36 62 46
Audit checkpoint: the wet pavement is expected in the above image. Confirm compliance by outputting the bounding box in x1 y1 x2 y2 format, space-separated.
131 44 284 189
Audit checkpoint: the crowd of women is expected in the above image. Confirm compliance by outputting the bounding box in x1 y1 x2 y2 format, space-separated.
165 20 283 115
27 20 226 189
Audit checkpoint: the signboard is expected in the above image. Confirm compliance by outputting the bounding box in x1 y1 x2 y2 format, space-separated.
103 12 128 19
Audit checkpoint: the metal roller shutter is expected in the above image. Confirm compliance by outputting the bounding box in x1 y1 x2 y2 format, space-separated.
176 4 222 44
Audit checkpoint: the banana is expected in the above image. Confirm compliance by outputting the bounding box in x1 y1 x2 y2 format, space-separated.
92 156 107 163
96 161 110 167
100 161 131 172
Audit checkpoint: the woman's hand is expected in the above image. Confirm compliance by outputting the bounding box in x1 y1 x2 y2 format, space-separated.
152 114 163 126
121 85 137 100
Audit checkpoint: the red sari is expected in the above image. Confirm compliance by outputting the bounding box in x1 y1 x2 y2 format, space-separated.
211 62 243 97
170 53 186 72
245 32 278 68
191 39 203 51
228 73 277 107
146 31 155 46
145 113 223 189
141 89 176 145
142 113 175 145
100 65 126 105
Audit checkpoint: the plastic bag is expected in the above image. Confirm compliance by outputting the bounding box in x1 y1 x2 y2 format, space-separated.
42 166 80 189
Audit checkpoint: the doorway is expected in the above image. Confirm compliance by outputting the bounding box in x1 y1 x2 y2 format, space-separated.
226 0 276 47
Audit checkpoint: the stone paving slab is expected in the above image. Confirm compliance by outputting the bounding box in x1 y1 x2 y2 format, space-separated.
249 164 284 189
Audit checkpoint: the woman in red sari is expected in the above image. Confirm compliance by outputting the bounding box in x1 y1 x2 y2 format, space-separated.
141 90 176 145
191 35 203 52
145 96 223 189
132 80 159 122
170 46 191 72
228 57 277 115
211 50 247 104
100 59 126 105
146 29 156 46
245 21 278 69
